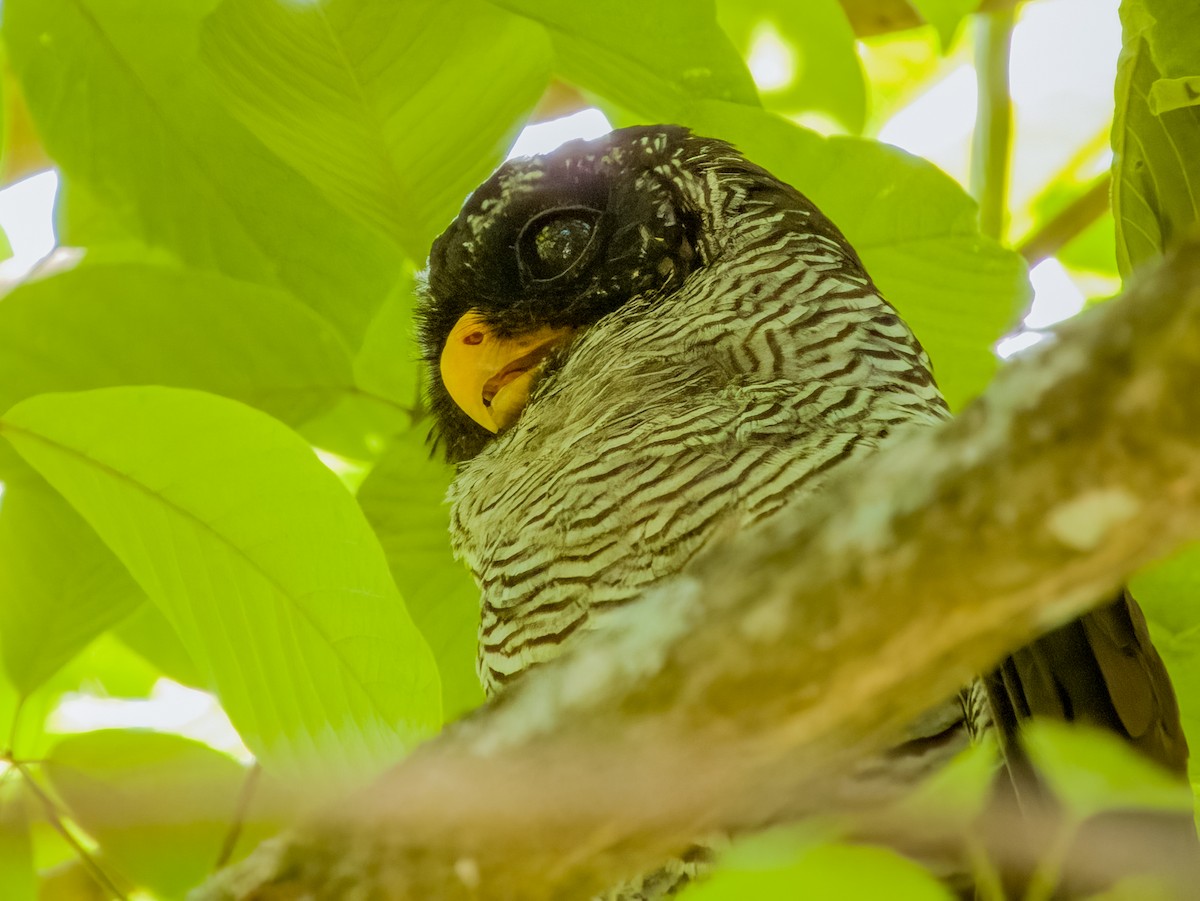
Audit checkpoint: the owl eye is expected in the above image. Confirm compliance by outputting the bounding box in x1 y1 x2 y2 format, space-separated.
517 206 601 284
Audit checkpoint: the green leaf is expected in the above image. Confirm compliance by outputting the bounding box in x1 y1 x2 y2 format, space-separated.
685 103 1028 407
45 731 272 899
0 777 35 901
114 602 208 692
0 672 54 763
202 0 551 261
3 0 403 346
0 472 143 695
909 0 979 50
4 630 180 763
358 428 484 720
1131 543 1200 637
1112 0 1200 277
352 267 424 415
0 263 355 427
716 0 866 132
52 631 165 701
1023 721 1193 822
54 172 156 256
1 387 441 783
299 392 412 463
897 736 999 821
1131 0 1200 91
684 831 952 900
495 0 759 121
1136 596 1200 790
1149 76 1200 115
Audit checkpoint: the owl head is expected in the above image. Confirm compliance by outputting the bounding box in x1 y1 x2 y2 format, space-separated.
417 126 862 462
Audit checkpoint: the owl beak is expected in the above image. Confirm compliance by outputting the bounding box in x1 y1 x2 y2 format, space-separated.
440 311 575 432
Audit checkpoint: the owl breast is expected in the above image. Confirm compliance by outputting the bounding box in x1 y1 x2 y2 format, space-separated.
449 218 946 693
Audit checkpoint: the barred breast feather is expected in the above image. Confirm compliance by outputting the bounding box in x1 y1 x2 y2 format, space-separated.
446 137 947 692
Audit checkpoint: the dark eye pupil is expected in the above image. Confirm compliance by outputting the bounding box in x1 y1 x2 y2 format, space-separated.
535 218 591 269
518 208 600 283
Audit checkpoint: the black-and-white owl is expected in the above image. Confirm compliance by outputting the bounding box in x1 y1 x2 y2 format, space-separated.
418 125 1187 895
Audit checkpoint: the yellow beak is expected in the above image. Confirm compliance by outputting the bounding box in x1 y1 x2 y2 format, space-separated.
439 311 575 432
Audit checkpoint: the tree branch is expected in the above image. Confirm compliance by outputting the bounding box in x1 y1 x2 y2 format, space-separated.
195 240 1200 900
1018 174 1112 265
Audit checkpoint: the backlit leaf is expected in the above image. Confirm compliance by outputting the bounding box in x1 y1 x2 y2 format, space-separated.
0 263 355 427
495 0 759 121
358 428 484 720
717 0 866 132
0 472 142 695
1112 0 1200 277
3 0 403 345
202 0 550 260
2 387 441 783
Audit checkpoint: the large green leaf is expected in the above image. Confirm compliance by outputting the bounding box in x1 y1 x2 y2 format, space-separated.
684 831 952 900
495 0 759 121
298 272 425 463
0 471 143 696
685 102 1029 407
202 0 551 260
351 269 424 417
1131 0 1200 112
1023 721 1194 821
1132 544 1200 787
1132 544 1200 637
45 731 279 899
114 601 208 691
358 428 484 720
2 628 177 766
54 172 146 254
3 0 403 346
716 0 866 132
1 387 440 783
1112 0 1200 277
1144 628 1200 792
0 263 354 427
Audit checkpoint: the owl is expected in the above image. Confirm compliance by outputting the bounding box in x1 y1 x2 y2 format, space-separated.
417 125 1187 896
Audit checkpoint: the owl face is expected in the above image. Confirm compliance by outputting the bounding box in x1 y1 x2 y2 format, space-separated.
418 126 727 461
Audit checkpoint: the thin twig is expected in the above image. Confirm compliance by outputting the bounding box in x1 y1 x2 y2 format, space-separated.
214 763 263 871
1018 174 1112 265
13 761 128 901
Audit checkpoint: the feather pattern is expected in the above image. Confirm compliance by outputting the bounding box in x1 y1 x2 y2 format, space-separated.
420 127 1190 898
449 169 948 689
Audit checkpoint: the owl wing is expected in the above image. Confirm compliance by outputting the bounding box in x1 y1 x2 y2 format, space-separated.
986 588 1189 781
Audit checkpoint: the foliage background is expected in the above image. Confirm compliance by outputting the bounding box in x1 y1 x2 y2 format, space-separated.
0 0 1196 897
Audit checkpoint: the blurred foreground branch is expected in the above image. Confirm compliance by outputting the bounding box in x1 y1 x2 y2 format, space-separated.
196 241 1200 899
